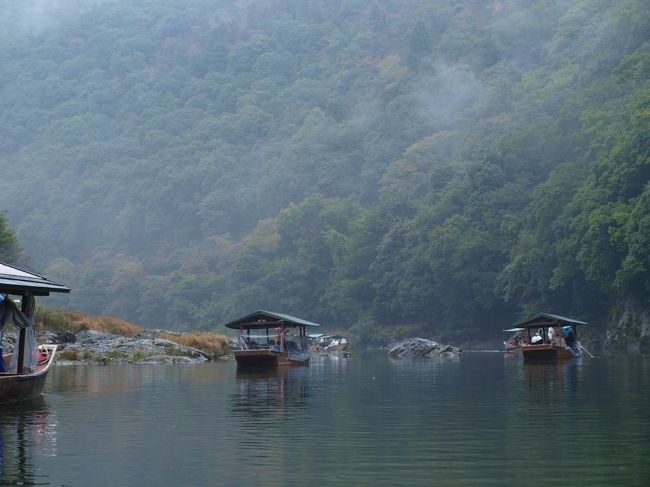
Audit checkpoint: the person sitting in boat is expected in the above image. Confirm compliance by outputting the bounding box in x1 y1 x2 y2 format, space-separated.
547 326 555 343
549 328 565 347
565 330 576 348
531 329 543 344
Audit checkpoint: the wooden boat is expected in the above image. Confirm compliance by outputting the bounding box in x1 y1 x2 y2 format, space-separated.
310 334 349 352
0 344 58 403
224 310 320 368
0 262 69 404
514 313 587 363
502 327 524 352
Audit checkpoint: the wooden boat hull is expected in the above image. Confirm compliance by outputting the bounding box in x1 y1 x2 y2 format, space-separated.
522 343 576 363
234 349 309 368
312 343 348 353
0 345 57 404
503 342 520 352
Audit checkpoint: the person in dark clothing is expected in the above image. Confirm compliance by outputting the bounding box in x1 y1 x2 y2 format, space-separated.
565 331 575 348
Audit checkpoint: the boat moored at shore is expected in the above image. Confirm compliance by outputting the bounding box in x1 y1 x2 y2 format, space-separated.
0 262 69 404
0 344 58 403
309 334 349 352
224 310 320 368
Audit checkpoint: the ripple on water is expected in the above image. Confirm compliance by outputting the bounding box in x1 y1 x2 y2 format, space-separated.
1 353 648 486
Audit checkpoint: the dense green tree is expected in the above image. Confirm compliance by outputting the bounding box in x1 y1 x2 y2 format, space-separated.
0 212 20 264
0 0 648 342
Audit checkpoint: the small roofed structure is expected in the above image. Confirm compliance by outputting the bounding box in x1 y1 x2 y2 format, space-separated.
0 262 70 296
0 261 70 403
514 313 587 363
502 327 525 352
514 313 587 329
309 334 349 352
224 311 320 368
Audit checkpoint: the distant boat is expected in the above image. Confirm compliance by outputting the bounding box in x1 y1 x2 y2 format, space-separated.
309 334 349 352
502 327 524 352
224 310 320 368
0 262 70 404
512 313 586 363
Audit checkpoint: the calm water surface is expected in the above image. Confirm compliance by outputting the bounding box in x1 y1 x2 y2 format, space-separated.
1 352 649 486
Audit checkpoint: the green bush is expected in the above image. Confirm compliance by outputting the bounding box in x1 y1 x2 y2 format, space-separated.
57 348 81 361
131 351 155 362
349 314 390 347
106 351 129 360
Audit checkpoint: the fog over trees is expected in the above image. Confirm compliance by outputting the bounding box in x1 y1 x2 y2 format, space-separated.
0 0 648 341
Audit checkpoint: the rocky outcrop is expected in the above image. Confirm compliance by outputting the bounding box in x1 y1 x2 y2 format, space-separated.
37 329 221 365
606 299 650 353
388 337 462 359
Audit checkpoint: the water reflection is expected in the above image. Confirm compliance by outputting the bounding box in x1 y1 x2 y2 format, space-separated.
0 355 647 487
0 397 56 486
233 367 310 417
522 360 582 398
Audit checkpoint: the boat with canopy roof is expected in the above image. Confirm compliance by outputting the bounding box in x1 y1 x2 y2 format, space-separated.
502 327 524 352
224 310 320 368
0 261 70 404
514 313 587 363
309 334 349 352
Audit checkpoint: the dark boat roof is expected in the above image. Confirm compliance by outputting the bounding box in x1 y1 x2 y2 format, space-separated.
513 313 587 328
0 261 70 296
224 310 321 330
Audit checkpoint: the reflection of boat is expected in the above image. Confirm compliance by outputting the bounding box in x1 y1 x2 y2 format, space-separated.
514 313 586 363
0 395 54 485
233 367 310 416
0 262 69 404
502 327 524 352
224 310 320 368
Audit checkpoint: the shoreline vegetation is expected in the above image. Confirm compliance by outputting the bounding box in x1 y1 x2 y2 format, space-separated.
30 307 467 365
19 306 643 365
33 306 233 365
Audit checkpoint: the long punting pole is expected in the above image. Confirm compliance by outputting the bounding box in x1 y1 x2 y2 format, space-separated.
580 344 595 358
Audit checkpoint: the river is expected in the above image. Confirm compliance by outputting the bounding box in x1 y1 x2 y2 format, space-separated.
1 351 648 486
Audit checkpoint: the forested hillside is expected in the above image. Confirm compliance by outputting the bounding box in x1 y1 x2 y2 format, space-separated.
0 0 648 341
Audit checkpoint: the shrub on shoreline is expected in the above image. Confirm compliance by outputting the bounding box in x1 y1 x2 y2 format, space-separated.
36 306 143 336
160 331 231 357
35 306 231 356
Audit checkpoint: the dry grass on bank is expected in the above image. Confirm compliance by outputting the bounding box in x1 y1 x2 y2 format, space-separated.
36 306 231 355
160 332 231 355
36 308 143 336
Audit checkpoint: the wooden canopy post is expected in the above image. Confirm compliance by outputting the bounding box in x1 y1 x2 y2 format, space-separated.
17 292 29 374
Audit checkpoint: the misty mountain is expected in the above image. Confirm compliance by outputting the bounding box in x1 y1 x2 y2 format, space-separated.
0 0 648 340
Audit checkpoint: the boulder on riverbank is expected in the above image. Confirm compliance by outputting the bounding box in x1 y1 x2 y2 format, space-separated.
37 329 227 365
388 337 462 359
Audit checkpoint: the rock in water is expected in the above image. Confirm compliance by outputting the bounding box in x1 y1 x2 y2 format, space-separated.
388 337 462 359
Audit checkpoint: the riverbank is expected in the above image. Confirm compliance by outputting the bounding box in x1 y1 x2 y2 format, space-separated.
38 329 232 365
32 308 232 365
29 308 643 365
